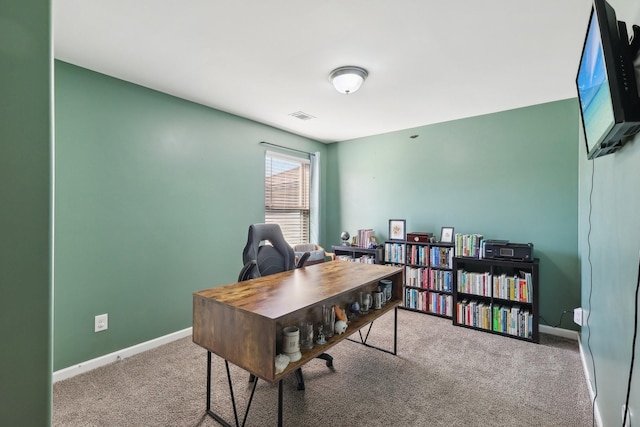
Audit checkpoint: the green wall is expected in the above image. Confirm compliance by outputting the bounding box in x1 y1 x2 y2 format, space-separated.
0 0 53 425
54 61 327 370
578 113 640 427
577 3 640 425
327 99 580 330
9 2 637 423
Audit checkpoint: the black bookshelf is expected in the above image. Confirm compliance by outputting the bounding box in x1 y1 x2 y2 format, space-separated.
384 240 454 319
452 257 539 343
331 245 384 264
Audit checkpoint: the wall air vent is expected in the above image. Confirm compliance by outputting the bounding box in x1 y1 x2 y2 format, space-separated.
289 111 316 120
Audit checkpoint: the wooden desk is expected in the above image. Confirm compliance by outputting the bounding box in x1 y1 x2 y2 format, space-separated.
193 261 403 425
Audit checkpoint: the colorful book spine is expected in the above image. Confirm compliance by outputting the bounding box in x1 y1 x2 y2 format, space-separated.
454 233 484 258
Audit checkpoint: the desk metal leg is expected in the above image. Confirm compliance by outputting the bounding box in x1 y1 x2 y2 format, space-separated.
225 360 240 427
204 308 400 426
205 352 259 427
346 307 398 355
206 352 234 427
207 351 212 412
241 374 259 427
394 306 398 355
278 379 283 427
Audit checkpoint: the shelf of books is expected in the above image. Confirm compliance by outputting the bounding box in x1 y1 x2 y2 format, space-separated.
385 240 454 319
331 245 383 264
452 256 539 343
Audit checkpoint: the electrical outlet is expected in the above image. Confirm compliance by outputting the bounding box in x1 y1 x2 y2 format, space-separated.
573 307 583 326
95 313 108 332
622 404 631 427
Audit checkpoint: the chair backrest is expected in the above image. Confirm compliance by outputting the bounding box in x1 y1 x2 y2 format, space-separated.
241 223 295 279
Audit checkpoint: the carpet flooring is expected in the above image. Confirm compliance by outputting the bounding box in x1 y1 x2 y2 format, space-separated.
53 309 591 426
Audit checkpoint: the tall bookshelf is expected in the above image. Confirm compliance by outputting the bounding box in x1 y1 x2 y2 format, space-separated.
384 240 454 318
452 257 539 343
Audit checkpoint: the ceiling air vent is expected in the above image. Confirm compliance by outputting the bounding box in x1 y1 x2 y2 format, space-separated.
289 111 315 120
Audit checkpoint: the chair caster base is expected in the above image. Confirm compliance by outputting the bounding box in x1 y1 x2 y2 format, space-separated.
294 368 305 391
317 352 333 368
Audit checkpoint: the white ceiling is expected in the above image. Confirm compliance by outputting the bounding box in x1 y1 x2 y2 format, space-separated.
53 0 593 143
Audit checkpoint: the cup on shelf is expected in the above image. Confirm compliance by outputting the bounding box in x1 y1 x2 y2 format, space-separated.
299 321 314 350
359 291 371 314
282 326 301 362
379 279 393 302
372 290 384 309
322 305 335 338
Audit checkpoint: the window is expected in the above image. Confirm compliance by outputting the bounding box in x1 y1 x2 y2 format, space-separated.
265 151 310 245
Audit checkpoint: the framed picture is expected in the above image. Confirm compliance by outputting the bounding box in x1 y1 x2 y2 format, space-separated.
388 219 406 241
440 227 454 243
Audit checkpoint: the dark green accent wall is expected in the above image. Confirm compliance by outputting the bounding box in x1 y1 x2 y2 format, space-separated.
327 99 580 330
0 0 53 425
54 61 327 370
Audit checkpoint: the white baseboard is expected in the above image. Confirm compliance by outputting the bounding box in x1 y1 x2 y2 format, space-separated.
578 334 603 427
539 326 601 426
539 324 579 340
53 327 193 383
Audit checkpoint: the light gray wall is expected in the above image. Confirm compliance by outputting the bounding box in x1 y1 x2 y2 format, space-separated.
577 2 640 425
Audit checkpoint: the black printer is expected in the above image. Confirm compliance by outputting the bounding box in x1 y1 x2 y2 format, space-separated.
483 240 533 261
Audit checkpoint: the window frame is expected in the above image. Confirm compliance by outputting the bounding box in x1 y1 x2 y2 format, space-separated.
264 150 311 246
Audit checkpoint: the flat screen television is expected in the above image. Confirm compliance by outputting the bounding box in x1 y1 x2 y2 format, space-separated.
576 0 640 159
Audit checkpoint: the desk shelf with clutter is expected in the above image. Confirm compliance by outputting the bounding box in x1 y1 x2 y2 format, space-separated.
331 245 384 264
331 228 384 264
193 261 403 383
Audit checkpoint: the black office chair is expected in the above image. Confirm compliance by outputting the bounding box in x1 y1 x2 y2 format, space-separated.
241 223 309 279
239 223 332 390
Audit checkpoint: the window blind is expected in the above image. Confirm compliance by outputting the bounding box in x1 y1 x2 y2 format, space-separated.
265 151 310 245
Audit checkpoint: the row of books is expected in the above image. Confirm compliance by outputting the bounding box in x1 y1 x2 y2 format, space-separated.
356 228 374 249
430 246 453 268
456 270 532 303
455 233 484 258
405 266 453 292
336 254 376 264
389 243 454 268
384 242 405 264
406 244 428 266
404 289 452 316
456 270 492 297
456 299 533 339
494 271 532 302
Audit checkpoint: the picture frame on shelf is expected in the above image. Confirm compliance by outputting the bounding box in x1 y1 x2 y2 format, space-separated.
388 219 406 241
440 227 454 243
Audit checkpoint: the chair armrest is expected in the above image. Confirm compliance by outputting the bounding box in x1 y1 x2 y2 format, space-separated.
238 260 258 281
296 252 311 268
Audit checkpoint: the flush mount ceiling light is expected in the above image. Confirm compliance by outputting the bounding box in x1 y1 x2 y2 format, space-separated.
329 66 368 94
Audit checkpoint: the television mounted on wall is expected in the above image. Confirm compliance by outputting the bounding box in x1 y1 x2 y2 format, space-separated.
576 0 640 159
